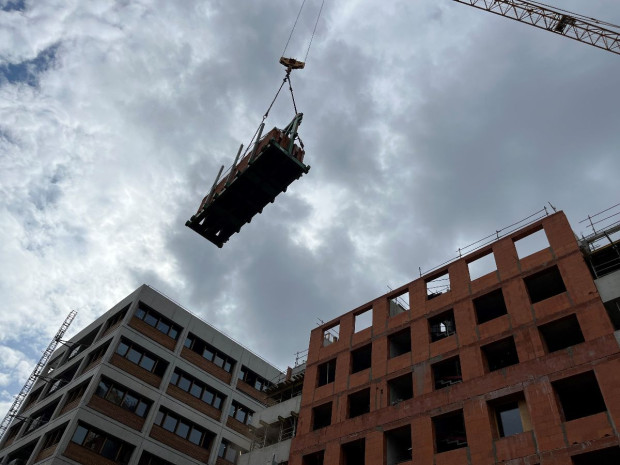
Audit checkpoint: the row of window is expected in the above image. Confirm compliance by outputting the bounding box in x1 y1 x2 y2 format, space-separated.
238 366 273 392
154 408 213 450
134 303 181 340
184 333 236 373
311 370 609 435
95 377 151 418
317 311 587 388
170 368 225 409
116 338 168 376
324 265 570 346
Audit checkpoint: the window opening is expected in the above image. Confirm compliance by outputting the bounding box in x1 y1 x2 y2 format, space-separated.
5 441 37 464
388 373 413 405
571 447 620 465
389 291 410 317
468 252 497 281
170 368 225 409
83 340 111 371
103 305 129 334
229 401 254 425
238 366 273 392
342 438 365 465
115 338 168 376
184 333 236 373
302 450 325 465
153 408 214 449
433 357 462 389
44 354 63 376
218 439 245 464
134 302 182 340
481 337 519 372
433 410 468 453
488 393 531 438
68 328 99 360
348 388 370 418
350 344 372 373
524 266 566 304
388 329 411 358
95 376 152 418
426 271 450 300
322 322 340 346
317 359 336 386
138 451 175 465
71 422 134 463
604 297 620 330
63 380 90 411
24 400 59 435
539 314 585 352
553 371 607 421
385 425 412 465
312 402 332 430
429 309 456 342
514 228 550 260
40 422 68 450
47 362 79 395
474 288 508 324
354 308 373 333
21 386 43 412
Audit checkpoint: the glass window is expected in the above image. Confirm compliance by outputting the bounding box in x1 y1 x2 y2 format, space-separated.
202 390 214 405
116 341 129 357
190 383 202 398
225 447 238 463
156 320 170 335
176 421 190 439
169 327 179 340
83 430 105 451
163 415 177 432
254 380 263 390
139 355 156 372
144 313 158 327
100 437 121 460
154 410 164 425
95 379 111 398
72 425 88 445
121 393 139 411
170 371 180 385
189 428 202 445
178 376 191 391
213 396 222 409
235 409 246 423
203 348 214 361
214 355 224 368
107 386 124 404
127 348 142 364
135 308 146 320
135 401 149 418
184 337 192 348
219 442 227 457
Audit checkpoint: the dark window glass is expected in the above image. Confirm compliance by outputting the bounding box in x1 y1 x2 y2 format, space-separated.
224 361 232 372
72 425 88 445
100 437 120 460
170 371 179 385
135 308 146 319
135 401 148 418
188 428 202 445
203 348 214 360
214 354 224 368
497 403 523 437
127 348 142 364
107 386 124 404
144 313 158 327
213 396 222 409
176 421 190 439
83 430 105 451
122 393 139 411
184 337 192 348
96 379 110 398
163 415 177 432
178 376 191 391
154 410 163 425
235 409 246 423
139 355 156 372
225 447 237 462
169 327 179 340
116 342 129 357
156 320 170 334
190 384 202 398
202 390 214 405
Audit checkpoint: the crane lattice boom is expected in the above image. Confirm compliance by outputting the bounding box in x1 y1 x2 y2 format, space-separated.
454 0 620 55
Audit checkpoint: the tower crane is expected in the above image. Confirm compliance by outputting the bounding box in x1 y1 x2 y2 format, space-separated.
453 0 620 55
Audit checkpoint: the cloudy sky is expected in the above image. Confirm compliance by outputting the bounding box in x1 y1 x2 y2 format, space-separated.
1 0 619 419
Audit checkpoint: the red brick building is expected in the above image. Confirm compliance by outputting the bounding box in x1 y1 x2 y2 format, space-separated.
290 211 620 465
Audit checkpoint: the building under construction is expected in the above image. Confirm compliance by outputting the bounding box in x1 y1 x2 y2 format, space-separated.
0 208 618 465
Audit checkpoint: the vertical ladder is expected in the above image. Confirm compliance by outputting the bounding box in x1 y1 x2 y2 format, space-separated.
0 310 77 441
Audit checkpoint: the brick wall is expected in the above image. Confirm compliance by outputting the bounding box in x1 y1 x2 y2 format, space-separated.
290 212 620 465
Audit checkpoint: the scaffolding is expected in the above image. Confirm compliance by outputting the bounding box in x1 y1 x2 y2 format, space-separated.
0 310 77 442
578 204 620 279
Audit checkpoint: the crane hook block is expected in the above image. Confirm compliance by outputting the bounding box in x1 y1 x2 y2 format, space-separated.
280 57 305 71
186 113 310 248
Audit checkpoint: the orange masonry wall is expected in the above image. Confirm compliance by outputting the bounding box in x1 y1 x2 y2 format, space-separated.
289 212 620 465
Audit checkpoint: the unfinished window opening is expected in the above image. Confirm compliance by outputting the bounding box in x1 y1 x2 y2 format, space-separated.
514 228 550 260
45 354 63 376
389 291 410 317
385 425 412 465
604 297 620 330
553 371 607 421
468 251 497 281
428 309 456 342
312 402 332 430
5 441 37 464
426 271 450 300
539 314 585 353
24 399 60 435
348 388 370 418
388 328 411 358
22 386 43 412
488 393 531 438
342 438 365 465
47 362 79 395
138 452 176 465
524 266 566 304
322 322 340 346
102 304 129 335
433 410 467 453
433 357 462 390
474 288 508 324
40 422 68 452
481 337 519 372
571 447 620 465
68 328 99 360
302 450 325 465
354 308 373 333
388 373 413 405
350 344 372 373
587 240 620 278
317 359 336 387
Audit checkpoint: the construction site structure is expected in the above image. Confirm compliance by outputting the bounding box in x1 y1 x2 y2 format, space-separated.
0 310 77 443
454 0 620 55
